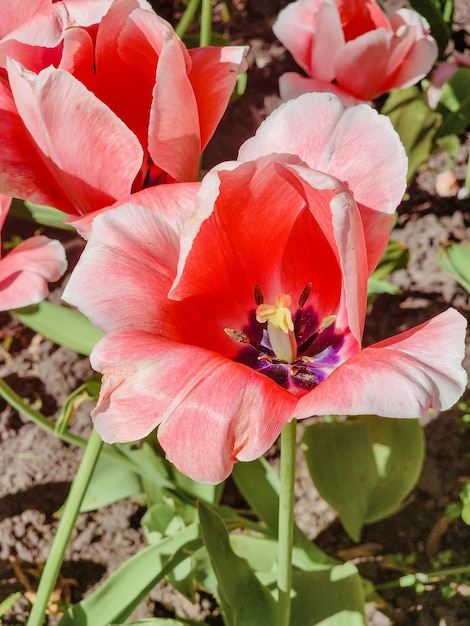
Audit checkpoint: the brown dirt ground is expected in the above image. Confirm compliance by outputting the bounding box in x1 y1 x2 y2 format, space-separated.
1 1 470 624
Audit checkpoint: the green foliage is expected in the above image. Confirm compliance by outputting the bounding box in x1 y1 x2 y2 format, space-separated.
13 300 104 356
199 502 278 626
437 242 470 293
59 525 203 626
435 67 470 139
302 416 425 541
368 240 409 297
381 87 441 180
408 0 453 57
0 593 21 619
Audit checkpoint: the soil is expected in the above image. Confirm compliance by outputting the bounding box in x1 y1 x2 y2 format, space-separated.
1 1 470 625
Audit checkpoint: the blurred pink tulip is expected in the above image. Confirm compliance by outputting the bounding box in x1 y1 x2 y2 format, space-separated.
0 195 67 310
0 0 247 218
63 93 466 484
273 0 438 102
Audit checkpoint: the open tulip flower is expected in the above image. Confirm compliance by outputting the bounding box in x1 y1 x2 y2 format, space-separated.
273 0 438 103
63 93 467 484
0 0 247 218
0 195 67 310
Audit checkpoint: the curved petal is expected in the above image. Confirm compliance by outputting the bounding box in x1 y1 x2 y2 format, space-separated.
170 157 345 337
272 0 322 74
334 29 395 100
188 45 248 150
296 308 467 419
67 181 200 239
91 331 297 484
238 93 407 271
0 235 67 310
309 0 344 81
0 75 68 209
148 30 200 182
7 60 143 215
278 72 364 107
63 201 187 333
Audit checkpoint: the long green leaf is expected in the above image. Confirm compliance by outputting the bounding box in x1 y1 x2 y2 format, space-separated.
59 524 202 626
437 243 470 293
14 301 103 355
198 502 277 626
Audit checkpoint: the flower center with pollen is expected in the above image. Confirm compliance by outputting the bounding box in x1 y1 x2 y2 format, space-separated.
255 293 297 363
224 284 344 396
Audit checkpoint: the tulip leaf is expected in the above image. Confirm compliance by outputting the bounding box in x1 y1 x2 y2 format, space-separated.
302 416 424 542
435 67 470 139
13 301 104 356
59 524 202 626
437 243 470 293
229 534 365 624
79 453 143 512
408 0 451 57
23 200 74 230
109 617 196 626
381 87 441 180
109 617 193 626
198 501 277 626
290 565 366 626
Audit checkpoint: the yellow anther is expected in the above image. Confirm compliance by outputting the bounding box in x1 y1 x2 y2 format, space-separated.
256 293 294 334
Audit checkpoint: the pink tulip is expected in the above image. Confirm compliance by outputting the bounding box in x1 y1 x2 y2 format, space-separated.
63 94 466 484
0 0 247 217
0 195 67 310
273 0 438 102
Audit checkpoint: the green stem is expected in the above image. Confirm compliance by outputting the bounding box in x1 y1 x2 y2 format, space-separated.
376 563 470 591
277 419 297 626
175 0 201 39
26 428 103 626
199 0 212 47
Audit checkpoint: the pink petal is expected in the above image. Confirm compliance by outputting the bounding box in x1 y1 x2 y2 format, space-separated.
0 235 67 310
148 31 200 182
63 200 189 333
273 0 322 74
94 2 168 150
170 157 345 333
238 93 407 272
0 75 67 209
0 194 12 230
7 60 143 215
91 331 297 484
334 30 396 100
0 0 113 70
296 309 467 419
188 45 248 150
308 0 345 81
67 181 200 239
278 72 364 106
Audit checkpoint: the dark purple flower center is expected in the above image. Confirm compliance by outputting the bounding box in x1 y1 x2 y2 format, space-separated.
225 284 344 396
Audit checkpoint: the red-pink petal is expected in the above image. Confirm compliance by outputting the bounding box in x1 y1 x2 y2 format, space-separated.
0 194 12 230
278 72 364 106
7 60 143 215
148 31 200 182
91 331 297 484
238 93 407 272
170 157 345 334
272 0 321 74
296 309 467 419
63 199 191 333
188 45 248 150
0 235 67 310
